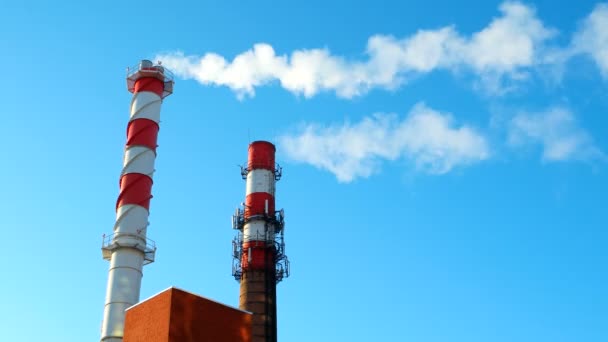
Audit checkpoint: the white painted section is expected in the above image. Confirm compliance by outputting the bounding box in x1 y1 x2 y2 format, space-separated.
114 204 149 234
122 146 155 178
101 247 145 341
130 91 161 123
243 220 275 242
102 203 149 341
246 169 275 196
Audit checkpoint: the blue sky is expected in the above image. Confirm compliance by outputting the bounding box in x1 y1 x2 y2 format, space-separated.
1 1 607 341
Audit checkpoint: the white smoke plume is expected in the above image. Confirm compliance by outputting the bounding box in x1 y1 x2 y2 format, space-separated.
157 1 557 98
572 3 608 78
278 103 490 182
508 107 604 161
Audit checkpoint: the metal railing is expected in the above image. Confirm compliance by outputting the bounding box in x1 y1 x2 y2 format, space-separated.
101 233 157 265
239 164 282 181
127 60 174 82
231 229 290 283
126 60 174 98
232 208 285 233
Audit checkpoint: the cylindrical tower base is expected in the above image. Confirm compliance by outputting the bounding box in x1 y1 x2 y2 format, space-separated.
240 270 277 342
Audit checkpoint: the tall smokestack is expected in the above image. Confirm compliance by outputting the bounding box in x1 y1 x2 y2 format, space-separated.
232 141 289 342
100 60 173 342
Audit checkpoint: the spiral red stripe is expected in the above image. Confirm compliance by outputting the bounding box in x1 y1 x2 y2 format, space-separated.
126 119 159 150
134 77 164 97
116 173 153 210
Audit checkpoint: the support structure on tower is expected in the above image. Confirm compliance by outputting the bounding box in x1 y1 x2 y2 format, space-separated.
100 60 173 342
232 141 289 342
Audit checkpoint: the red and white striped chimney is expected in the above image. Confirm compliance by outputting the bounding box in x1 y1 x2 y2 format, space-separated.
232 141 289 342
100 60 173 342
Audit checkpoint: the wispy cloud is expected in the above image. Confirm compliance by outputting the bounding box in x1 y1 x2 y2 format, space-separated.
572 3 608 78
508 107 603 161
157 1 556 98
278 103 490 182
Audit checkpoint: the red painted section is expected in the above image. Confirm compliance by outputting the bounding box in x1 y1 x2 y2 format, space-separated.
248 141 275 171
134 77 164 97
127 119 159 150
117 173 153 210
245 193 274 218
241 242 275 271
